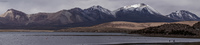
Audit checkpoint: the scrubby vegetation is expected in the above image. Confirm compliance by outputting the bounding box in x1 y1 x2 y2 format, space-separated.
193 22 200 30
130 23 200 36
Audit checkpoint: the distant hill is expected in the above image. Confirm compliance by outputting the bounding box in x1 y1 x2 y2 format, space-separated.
58 21 199 33
129 21 200 36
193 22 200 30
93 21 198 30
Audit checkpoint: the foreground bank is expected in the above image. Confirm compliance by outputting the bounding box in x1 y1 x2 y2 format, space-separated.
0 21 199 38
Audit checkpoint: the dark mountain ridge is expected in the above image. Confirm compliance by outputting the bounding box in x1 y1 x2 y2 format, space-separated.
0 3 199 30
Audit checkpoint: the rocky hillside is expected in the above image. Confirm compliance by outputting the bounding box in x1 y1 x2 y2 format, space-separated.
28 6 115 26
28 8 91 26
0 7 115 29
193 22 200 30
0 9 29 26
130 23 200 36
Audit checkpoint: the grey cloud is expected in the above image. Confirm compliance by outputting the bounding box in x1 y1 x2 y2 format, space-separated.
0 0 200 16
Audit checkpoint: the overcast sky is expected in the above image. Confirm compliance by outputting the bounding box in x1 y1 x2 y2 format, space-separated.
0 0 200 16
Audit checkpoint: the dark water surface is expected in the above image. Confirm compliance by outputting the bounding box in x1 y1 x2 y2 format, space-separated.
0 32 200 45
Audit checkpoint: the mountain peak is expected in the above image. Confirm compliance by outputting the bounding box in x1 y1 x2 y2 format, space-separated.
116 3 161 15
123 3 147 9
3 9 26 15
0 8 29 23
67 7 83 13
6 9 21 12
86 5 111 14
174 10 187 12
5 9 27 15
90 5 104 9
58 7 82 13
172 10 194 14
179 10 188 12
167 10 200 21
7 9 16 11
69 7 82 11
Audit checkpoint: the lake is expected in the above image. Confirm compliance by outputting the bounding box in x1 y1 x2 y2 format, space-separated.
0 32 200 45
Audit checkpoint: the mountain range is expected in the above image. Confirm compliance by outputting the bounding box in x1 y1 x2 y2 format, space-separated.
0 3 200 29
114 3 177 22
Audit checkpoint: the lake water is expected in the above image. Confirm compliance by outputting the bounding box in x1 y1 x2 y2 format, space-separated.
0 32 200 45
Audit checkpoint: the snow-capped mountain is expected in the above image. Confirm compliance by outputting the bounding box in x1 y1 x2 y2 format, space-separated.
84 5 115 20
114 3 177 22
166 10 200 21
85 5 112 15
117 3 161 15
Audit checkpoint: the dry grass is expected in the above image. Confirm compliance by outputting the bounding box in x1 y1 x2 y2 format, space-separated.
57 27 134 33
93 21 199 30
57 21 199 33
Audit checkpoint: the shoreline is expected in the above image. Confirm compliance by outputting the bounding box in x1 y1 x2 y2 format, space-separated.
0 29 54 32
0 29 200 38
106 42 200 45
138 34 200 38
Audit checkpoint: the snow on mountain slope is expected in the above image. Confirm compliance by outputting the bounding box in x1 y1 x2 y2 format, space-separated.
166 10 200 21
113 3 161 15
114 3 176 22
87 5 112 15
84 5 115 20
